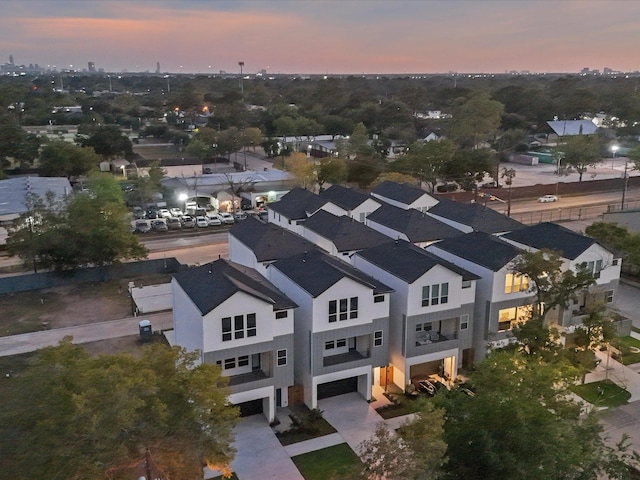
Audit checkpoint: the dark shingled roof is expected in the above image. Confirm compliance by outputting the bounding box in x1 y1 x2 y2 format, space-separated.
357 240 480 283
431 231 522 271
319 184 375 211
271 249 393 298
371 181 432 205
301 210 390 252
173 259 297 315
267 187 327 221
366 202 463 243
428 197 525 234
501 222 596 260
230 216 317 262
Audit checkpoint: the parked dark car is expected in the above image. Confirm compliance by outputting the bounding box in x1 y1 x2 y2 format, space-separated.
152 219 168 232
166 217 182 230
146 209 158 219
134 220 151 233
181 215 196 228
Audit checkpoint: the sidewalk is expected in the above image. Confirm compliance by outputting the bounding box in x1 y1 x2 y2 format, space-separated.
0 311 172 357
584 349 640 402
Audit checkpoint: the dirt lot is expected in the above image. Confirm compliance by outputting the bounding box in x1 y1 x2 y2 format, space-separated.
0 273 172 337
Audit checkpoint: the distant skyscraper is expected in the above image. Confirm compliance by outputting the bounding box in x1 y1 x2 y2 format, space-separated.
88 61 96 72
9 55 14 65
156 62 160 74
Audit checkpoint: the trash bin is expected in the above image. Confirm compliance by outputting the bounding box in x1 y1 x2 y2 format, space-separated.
138 319 152 342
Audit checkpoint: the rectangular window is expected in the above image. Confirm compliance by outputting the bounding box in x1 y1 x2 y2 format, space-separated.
422 286 430 307
325 340 335 350
329 297 358 322
339 298 348 320
234 315 245 339
222 317 232 342
238 355 249 367
374 295 384 303
246 313 256 337
422 283 448 306
613 258 619 266
431 284 440 305
606 290 614 303
498 305 533 332
224 358 236 370
460 314 469 331
329 300 337 323
462 280 471 289
505 273 529 294
275 310 288 319
349 297 358 319
374 330 383 347
277 349 287 366
336 338 347 348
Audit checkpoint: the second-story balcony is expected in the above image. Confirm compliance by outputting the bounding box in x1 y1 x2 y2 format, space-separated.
227 369 269 387
323 349 369 367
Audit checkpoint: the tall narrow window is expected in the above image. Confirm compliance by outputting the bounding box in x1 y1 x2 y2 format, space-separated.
422 286 430 307
329 300 337 323
222 317 232 342
374 330 383 347
246 313 256 337
234 315 244 339
349 297 358 319
339 298 348 320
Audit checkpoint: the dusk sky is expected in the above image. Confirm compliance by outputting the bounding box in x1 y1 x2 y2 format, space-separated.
1 0 639 75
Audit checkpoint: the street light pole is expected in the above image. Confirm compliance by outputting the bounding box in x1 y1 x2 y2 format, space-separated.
622 160 629 211
611 145 619 169
238 61 244 95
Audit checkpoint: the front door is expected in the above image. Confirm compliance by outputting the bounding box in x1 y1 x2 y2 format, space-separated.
380 366 393 387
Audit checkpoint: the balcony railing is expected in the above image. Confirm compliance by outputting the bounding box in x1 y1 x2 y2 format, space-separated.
227 369 269 387
323 350 369 367
415 331 456 347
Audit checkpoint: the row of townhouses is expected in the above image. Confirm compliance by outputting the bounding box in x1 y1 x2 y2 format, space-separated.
169 181 622 422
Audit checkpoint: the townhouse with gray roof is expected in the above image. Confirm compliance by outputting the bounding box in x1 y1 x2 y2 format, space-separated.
426 197 525 235
172 259 298 421
267 187 329 235
352 240 480 389
427 232 537 362
228 216 317 277
318 184 381 222
370 181 439 212
500 222 622 334
267 250 393 409
300 209 390 258
366 202 463 248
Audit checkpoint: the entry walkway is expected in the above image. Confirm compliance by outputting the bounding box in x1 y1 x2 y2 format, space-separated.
205 390 413 480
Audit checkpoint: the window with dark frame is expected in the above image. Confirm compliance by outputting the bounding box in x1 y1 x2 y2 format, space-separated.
238 355 249 367
374 330 383 347
275 310 288 319
277 349 287 366
222 317 232 341
234 315 244 339
460 314 469 330
247 313 256 337
374 295 384 303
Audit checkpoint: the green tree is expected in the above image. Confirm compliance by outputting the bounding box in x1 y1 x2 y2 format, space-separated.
284 152 316 189
443 148 495 192
509 249 595 356
317 157 348 191
348 123 375 158
393 139 456 193
586 222 640 272
448 94 504 148
0 340 238 480
0 112 28 168
559 134 603 181
7 173 148 271
77 124 133 159
39 140 101 179
628 144 640 172
435 350 637 480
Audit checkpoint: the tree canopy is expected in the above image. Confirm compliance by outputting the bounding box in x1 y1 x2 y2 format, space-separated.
6 173 148 271
0 340 239 480
39 139 101 179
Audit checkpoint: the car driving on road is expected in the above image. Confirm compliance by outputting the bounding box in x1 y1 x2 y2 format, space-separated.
538 194 559 203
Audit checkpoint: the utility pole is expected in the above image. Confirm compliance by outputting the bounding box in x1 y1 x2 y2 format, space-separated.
238 61 244 95
621 160 629 211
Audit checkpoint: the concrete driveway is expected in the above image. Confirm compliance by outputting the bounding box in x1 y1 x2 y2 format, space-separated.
205 414 303 480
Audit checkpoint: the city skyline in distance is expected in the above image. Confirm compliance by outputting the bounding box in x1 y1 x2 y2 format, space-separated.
1 0 640 75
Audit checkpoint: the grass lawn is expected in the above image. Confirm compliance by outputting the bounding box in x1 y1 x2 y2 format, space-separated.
375 393 423 419
611 336 640 365
292 443 361 480
571 380 631 407
276 408 337 446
